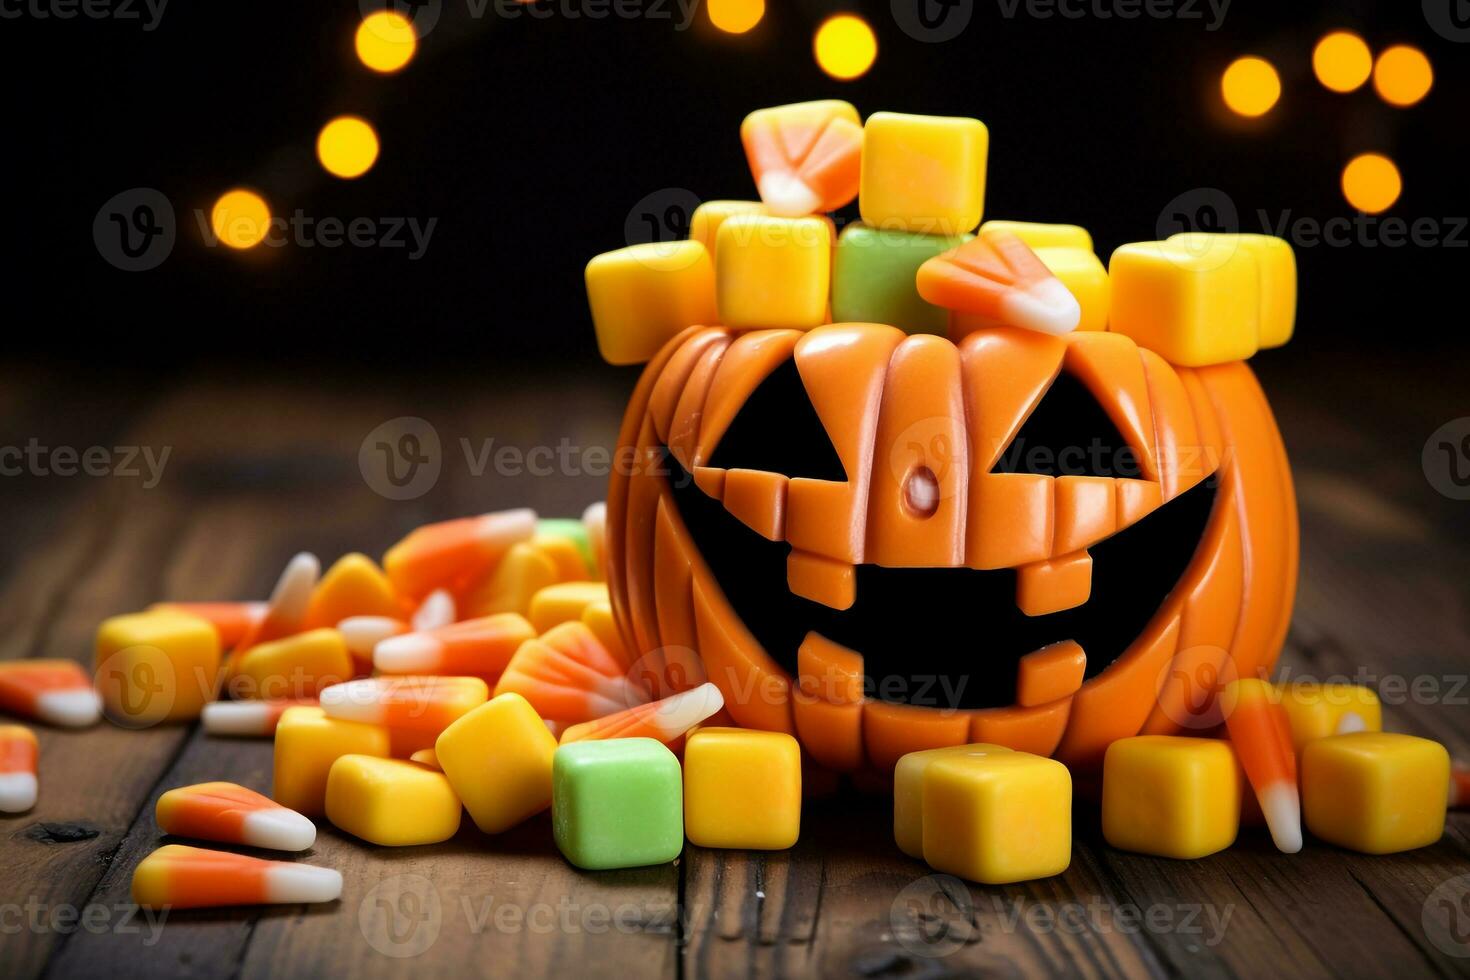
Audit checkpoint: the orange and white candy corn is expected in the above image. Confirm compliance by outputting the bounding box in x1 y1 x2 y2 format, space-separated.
374 613 536 681
151 601 267 649
411 588 457 631
741 100 863 217
494 622 646 724
917 230 1082 336
1222 678 1302 854
132 844 341 909
156 781 316 851
1449 761 1470 809
338 615 409 662
232 552 321 654
582 501 607 580
202 698 318 737
0 659 102 728
319 676 488 734
559 682 724 745
0 724 38 813
383 508 536 600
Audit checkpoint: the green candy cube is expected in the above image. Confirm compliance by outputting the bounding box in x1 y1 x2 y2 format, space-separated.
552 738 683 870
831 222 972 335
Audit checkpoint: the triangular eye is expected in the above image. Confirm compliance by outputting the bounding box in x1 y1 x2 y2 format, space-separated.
991 371 1145 479
707 360 848 482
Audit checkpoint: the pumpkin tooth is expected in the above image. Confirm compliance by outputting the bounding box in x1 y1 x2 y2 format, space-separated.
787 550 856 610
1015 640 1087 707
1015 550 1093 616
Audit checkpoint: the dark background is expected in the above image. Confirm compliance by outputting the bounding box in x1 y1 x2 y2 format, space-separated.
11 0 1468 374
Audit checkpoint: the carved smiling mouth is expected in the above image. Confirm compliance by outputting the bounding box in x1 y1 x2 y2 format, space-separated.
665 452 1218 711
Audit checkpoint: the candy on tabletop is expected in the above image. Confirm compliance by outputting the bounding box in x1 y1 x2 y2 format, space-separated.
916 230 1082 336
558 682 723 745
1302 732 1449 854
325 755 462 847
435 692 558 834
383 508 537 600
273 705 390 817
0 659 102 728
338 615 409 662
683 726 801 850
150 601 267 649
156 781 316 851
302 553 401 631
1274 682 1382 756
411 588 456 632
494 621 646 725
0 724 38 813
235 628 353 700
373 613 536 681
1101 736 1242 860
892 743 1013 859
461 541 560 619
95 610 222 725
1221 678 1302 854
528 581 610 635
740 100 862 217
232 552 321 653
202 697 318 737
552 737 684 871
319 675 488 736
132 844 341 909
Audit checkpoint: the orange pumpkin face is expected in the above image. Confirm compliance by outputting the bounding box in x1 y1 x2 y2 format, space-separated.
606 323 1297 774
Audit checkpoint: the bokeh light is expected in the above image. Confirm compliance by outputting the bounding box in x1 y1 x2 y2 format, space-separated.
708 0 763 34
1373 45 1433 107
210 190 271 250
355 11 417 74
1341 154 1401 214
317 116 380 179
814 15 877 81
1312 32 1372 93
1221 57 1281 117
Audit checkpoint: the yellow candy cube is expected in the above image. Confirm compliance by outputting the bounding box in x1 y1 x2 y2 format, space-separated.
979 220 1093 252
325 755 462 846
531 533 589 582
435 692 558 833
921 752 1071 884
715 214 832 330
893 743 1012 859
528 581 610 635
690 200 767 262
1302 732 1448 854
95 610 221 726
1169 232 1295 348
1107 238 1260 367
1275 682 1382 756
580 600 629 667
860 112 989 237
1035 247 1110 333
273 706 390 816
236 628 353 700
1101 736 1241 859
462 542 559 619
586 241 718 366
303 553 402 630
684 727 801 849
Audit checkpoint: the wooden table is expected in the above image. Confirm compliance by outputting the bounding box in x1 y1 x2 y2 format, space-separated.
3 350 1468 980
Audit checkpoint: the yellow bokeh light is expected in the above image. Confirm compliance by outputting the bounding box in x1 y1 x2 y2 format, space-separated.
356 11 417 74
317 116 380 179
1373 45 1432 107
708 0 763 34
210 190 271 250
1341 154 1401 214
814 14 877 81
1221 56 1280 117
1312 31 1372 93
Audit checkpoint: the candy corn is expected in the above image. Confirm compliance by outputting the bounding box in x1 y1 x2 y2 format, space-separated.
1450 761 1470 809
319 676 489 735
582 502 606 579
383 508 536 600
1221 678 1302 854
411 588 456 631
0 659 102 728
494 622 645 724
373 613 536 680
741 100 863 217
132 844 341 909
559 682 724 745
338 615 409 661
202 698 318 737
0 724 38 813
302 553 401 630
156 781 316 851
234 553 321 653
916 230 1082 336
151 601 267 649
